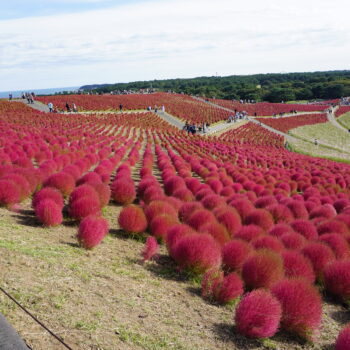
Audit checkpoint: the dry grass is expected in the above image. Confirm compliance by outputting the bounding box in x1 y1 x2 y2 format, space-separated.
338 112 350 129
289 122 350 153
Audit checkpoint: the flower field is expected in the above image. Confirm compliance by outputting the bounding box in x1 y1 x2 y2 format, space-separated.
36 93 231 124
256 113 328 133
1 96 350 349
209 98 329 116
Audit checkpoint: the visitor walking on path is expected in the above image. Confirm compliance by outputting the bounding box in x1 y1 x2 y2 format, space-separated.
66 102 71 112
48 102 54 112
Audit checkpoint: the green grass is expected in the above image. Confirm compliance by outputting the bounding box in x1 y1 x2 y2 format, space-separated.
338 112 350 129
289 122 350 154
0 238 84 260
114 323 198 350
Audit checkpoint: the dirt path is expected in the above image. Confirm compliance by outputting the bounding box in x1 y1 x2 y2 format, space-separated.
327 106 349 132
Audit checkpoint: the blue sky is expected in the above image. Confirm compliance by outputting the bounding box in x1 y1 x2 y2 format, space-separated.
0 0 349 91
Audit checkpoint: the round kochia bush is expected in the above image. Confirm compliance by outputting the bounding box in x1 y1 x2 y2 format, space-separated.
172 233 222 275
335 323 350 350
32 187 64 209
111 179 136 205
235 289 282 338
222 239 252 272
0 180 21 206
242 249 284 290
77 215 109 249
323 259 350 304
118 204 147 234
43 172 75 197
272 278 322 341
35 199 63 227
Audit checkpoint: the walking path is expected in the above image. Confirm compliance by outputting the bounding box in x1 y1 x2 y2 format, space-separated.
327 106 349 132
14 98 50 113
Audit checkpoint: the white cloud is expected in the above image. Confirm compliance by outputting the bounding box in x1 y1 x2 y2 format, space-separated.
0 0 349 90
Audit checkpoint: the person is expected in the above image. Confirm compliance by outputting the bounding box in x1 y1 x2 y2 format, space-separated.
314 139 318 145
66 102 71 112
154 106 158 113
72 103 77 112
48 102 53 112
119 104 123 112
183 121 189 132
161 105 165 113
9 93 12 101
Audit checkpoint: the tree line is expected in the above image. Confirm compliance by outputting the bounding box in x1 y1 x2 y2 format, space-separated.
80 70 350 102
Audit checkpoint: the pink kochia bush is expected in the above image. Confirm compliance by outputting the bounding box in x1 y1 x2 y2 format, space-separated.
235 289 282 338
35 199 63 227
0 180 21 206
111 179 136 205
201 269 243 304
77 215 109 249
118 204 147 234
32 187 64 209
141 236 159 261
244 209 274 231
335 323 350 350
272 278 322 341
222 239 252 272
69 196 101 221
323 260 350 304
282 251 315 283
43 172 75 197
172 233 222 275
242 249 284 290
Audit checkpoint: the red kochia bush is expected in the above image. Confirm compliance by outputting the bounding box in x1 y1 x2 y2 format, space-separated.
302 242 335 279
272 278 322 341
201 222 230 247
2 173 31 200
310 204 337 220
144 200 178 223
0 180 21 206
268 223 295 237
335 323 350 350
201 268 224 300
186 209 216 230
282 251 315 283
69 184 99 206
166 224 196 257
318 234 350 259
280 232 306 250
222 239 252 272
215 272 244 304
141 236 159 261
244 209 274 231
43 172 75 197
178 201 203 222
77 215 109 249
118 204 147 234
150 214 179 241
242 249 284 290
266 204 294 224
90 182 111 208
235 289 282 338
234 225 264 242
215 207 242 237
252 235 285 253
286 200 309 220
111 179 136 205
35 199 63 227
290 219 318 240
317 219 349 236
323 260 350 303
229 198 254 220
172 233 222 274
32 187 64 209
69 196 101 220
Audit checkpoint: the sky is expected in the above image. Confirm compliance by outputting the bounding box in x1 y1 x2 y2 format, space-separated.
0 0 349 91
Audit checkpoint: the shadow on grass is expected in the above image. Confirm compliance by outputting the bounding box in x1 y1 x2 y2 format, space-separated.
60 241 80 248
109 228 147 243
12 213 40 228
213 322 309 350
144 254 187 282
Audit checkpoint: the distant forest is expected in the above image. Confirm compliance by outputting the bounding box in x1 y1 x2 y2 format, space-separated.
80 70 350 103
